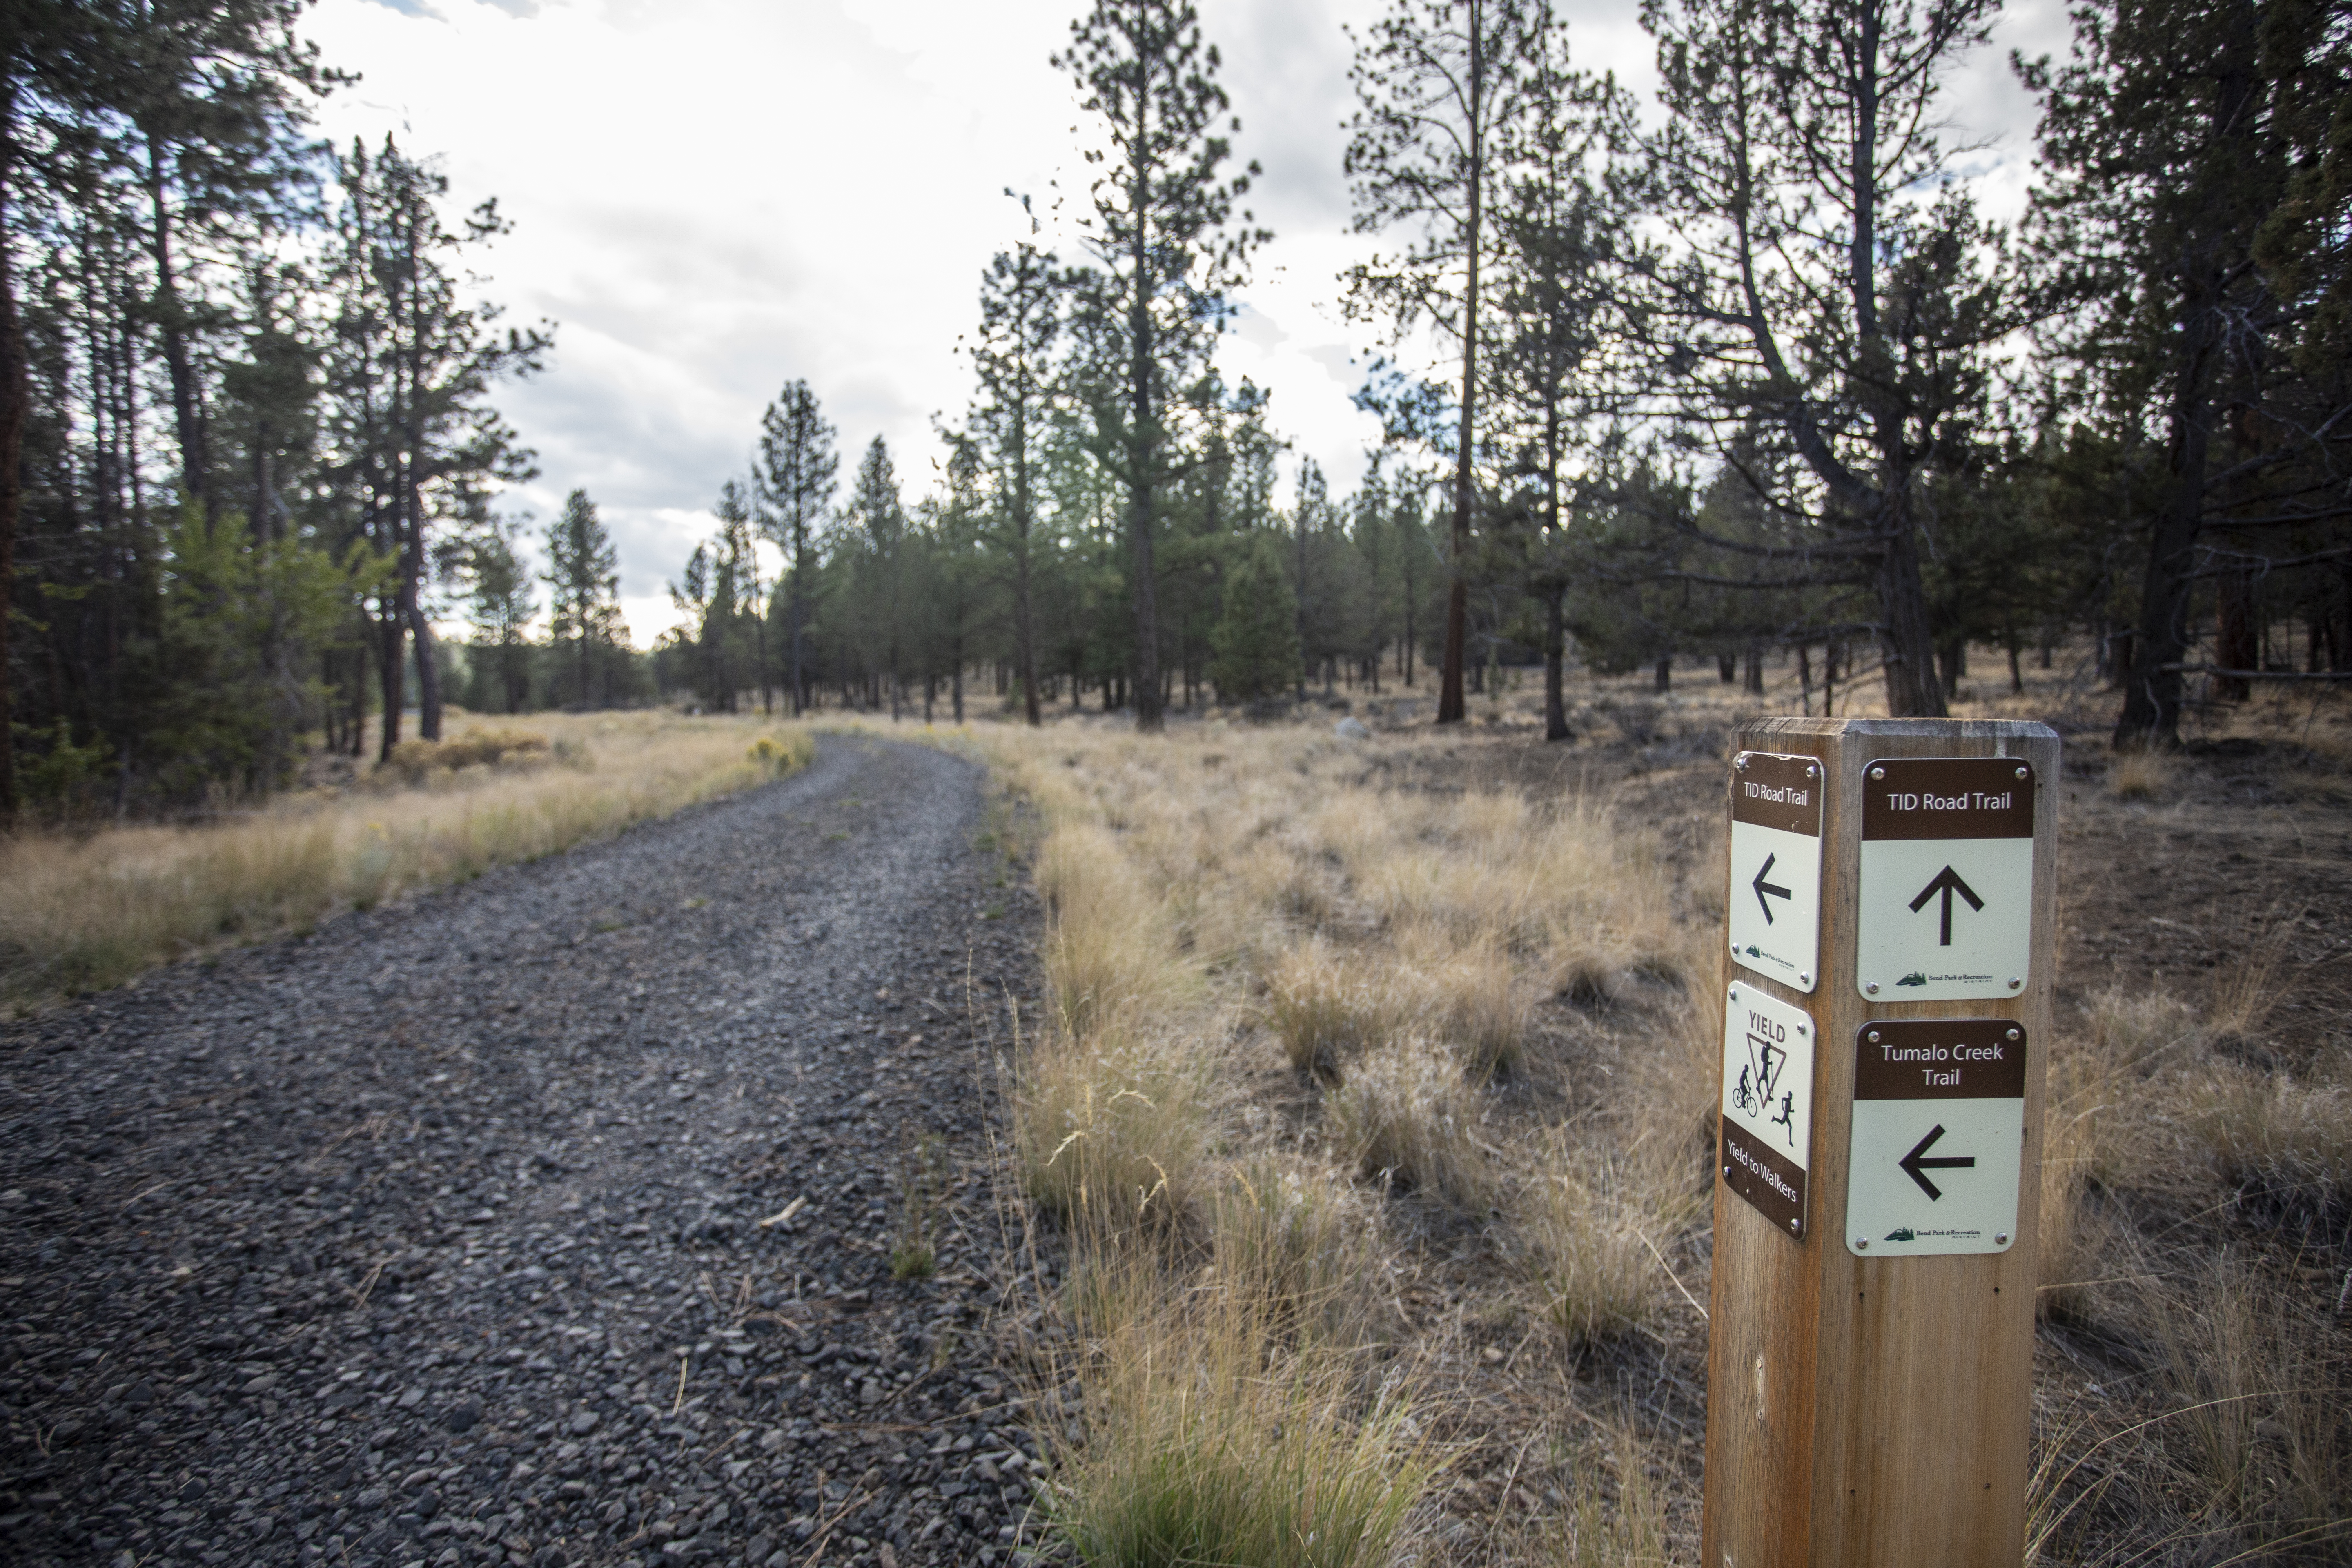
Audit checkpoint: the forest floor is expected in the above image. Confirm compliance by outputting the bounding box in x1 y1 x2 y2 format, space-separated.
956 647 2351 1568
0 734 1055 1568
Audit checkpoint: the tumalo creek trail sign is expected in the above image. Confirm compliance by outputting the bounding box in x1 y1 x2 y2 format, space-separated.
1702 718 2058 1568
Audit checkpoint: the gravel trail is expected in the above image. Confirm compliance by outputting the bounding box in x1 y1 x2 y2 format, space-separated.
0 735 1049 1568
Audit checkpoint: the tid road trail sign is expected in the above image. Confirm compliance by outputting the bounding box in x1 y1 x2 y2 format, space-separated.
1728 751 1824 991
1856 757 2036 1002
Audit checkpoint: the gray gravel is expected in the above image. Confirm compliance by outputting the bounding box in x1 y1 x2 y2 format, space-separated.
0 735 1049 1568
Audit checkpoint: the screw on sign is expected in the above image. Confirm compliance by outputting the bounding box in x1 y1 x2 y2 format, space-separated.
1856 757 2037 1002
1846 1019 2029 1256
1718 983 1815 1238
1726 751 1824 993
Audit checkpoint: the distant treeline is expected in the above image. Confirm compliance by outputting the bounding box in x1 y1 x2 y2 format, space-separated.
4 0 2348 823
658 0 2349 748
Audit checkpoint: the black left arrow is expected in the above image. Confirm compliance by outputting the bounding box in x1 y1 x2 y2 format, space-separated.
1908 864 1984 946
1898 1123 1975 1200
1751 853 1792 924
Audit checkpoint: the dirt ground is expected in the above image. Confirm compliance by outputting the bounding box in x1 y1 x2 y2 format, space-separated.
1251 645 2352 1563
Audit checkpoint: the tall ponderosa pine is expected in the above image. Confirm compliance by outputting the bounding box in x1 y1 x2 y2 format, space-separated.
2025 0 2352 747
1487 38 1624 742
543 488 623 708
1057 0 1261 733
968 215 1062 726
1621 0 2020 718
1345 0 1550 725
756 379 836 715
325 135 546 754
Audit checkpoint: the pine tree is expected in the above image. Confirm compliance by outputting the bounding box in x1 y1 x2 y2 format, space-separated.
847 437 909 720
1344 0 1551 725
967 208 1062 726
1208 533 1301 706
543 489 623 708
464 519 535 714
756 380 836 715
324 135 548 753
1612 0 2018 719
2025 0 2352 745
1057 0 1263 733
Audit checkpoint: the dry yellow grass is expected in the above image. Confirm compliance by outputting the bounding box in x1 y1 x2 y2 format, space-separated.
929 714 1718 1559
1045 1259 1436 1568
0 710 812 1008
912 660 2348 1567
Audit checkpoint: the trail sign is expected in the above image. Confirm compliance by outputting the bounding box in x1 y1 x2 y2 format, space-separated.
1855 757 2036 1001
1845 1019 2027 1257
1720 983 1815 1237
1728 750 1823 992
1706 719 2056 1568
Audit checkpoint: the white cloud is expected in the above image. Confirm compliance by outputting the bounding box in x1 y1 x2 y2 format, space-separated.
309 0 2054 646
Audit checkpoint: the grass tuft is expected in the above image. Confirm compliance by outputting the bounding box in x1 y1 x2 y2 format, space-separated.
1046 1272 1434 1568
1323 1038 1491 1208
2108 746 2172 800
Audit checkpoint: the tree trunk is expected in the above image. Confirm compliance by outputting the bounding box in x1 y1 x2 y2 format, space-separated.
1015 461 1040 726
2116 329 2216 748
1543 585 1569 742
2008 645 2023 695
1654 653 1672 693
1718 653 1737 683
0 139 22 829
1875 497 1948 717
2214 569 2256 701
1797 644 1813 715
410 601 442 741
1437 22 1484 728
147 144 211 519
377 598 405 762
1744 642 1764 696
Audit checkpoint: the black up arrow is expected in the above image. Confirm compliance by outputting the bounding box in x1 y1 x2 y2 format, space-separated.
1751 853 1792 924
1908 864 1984 946
1898 1123 1975 1200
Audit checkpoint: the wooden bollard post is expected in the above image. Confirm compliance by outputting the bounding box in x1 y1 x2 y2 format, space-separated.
1703 717 2059 1568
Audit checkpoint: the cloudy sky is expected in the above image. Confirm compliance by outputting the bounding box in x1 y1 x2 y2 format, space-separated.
305 0 2069 644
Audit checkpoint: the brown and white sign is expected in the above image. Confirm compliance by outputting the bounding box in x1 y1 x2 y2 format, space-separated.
1720 982 1815 1238
1846 1019 2028 1257
1727 751 1823 992
1855 756 2038 1002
